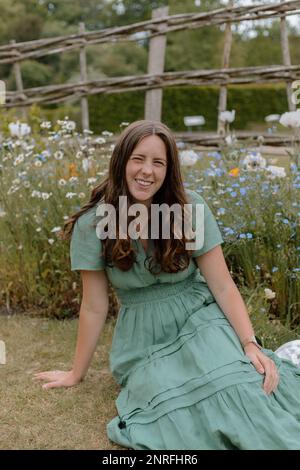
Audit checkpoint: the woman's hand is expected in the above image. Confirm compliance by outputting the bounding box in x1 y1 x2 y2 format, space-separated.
244 343 280 395
32 370 82 390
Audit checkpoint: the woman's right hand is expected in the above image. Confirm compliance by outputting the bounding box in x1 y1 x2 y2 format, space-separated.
32 370 82 390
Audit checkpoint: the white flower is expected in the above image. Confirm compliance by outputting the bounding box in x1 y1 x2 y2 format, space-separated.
225 133 237 145
51 226 62 233
95 137 106 145
179 150 198 166
72 282 77 291
41 192 52 200
219 110 236 123
75 151 83 159
279 110 300 128
69 177 78 183
58 179 66 186
82 158 92 173
36 227 42 232
9 121 31 138
31 190 41 198
264 288 276 300
65 192 77 198
78 192 86 199
13 154 24 166
54 151 64 160
65 121 76 131
40 121 52 129
18 244 23 250
23 181 30 188
34 160 42 167
48 238 55 245
265 114 281 123
102 130 113 137
0 209 6 218
242 152 266 171
266 165 286 178
87 177 97 185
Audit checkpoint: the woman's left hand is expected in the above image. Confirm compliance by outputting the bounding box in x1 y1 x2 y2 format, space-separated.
244 343 280 395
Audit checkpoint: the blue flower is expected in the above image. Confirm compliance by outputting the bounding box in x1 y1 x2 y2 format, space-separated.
246 233 253 239
239 233 246 239
240 188 247 196
230 191 237 198
282 219 289 225
272 267 279 273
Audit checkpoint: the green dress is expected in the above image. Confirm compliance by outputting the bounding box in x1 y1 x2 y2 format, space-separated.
70 189 300 450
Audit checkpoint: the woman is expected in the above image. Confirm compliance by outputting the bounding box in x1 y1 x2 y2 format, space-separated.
34 120 300 450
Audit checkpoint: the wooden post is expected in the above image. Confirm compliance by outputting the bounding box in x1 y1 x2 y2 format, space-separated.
145 6 169 122
79 22 90 131
10 40 26 120
280 4 296 112
217 0 234 135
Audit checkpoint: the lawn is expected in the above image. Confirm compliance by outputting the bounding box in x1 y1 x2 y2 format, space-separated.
0 313 124 450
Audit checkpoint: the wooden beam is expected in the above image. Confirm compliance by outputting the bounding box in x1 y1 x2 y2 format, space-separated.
145 6 169 122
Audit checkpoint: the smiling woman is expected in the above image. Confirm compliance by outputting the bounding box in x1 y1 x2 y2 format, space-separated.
34 120 300 451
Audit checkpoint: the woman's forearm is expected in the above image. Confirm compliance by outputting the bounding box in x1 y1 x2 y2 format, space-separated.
213 283 255 345
72 306 108 381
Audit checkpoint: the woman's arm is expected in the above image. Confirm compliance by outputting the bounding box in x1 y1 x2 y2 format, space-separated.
195 245 255 345
33 270 109 389
196 246 279 395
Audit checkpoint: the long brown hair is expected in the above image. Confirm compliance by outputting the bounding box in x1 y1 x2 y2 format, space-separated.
61 120 193 274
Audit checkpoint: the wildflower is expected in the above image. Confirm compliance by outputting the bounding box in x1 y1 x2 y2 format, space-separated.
95 137 106 145
225 134 237 145
217 208 226 216
82 158 91 173
87 177 97 185
229 167 240 177
180 150 198 166
75 151 83 159
65 121 76 131
40 121 52 129
13 154 25 166
272 267 279 273
69 163 78 177
36 228 42 232
58 179 66 186
51 227 62 233
78 192 86 199
120 122 129 127
69 177 78 184
9 121 31 138
279 110 300 128
48 239 55 245
264 288 276 300
219 110 235 123
34 160 42 167
265 114 280 123
65 192 77 199
242 152 266 171
267 166 286 178
54 151 64 160
41 192 52 200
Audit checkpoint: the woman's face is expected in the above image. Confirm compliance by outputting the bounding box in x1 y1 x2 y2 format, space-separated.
125 135 168 207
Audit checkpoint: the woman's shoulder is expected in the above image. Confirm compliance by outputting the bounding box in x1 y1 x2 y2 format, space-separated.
73 204 102 239
185 189 206 205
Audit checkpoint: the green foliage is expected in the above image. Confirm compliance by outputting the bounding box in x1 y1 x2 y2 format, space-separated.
89 84 288 133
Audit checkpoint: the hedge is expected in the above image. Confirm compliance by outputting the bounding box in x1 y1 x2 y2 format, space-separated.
88 84 288 133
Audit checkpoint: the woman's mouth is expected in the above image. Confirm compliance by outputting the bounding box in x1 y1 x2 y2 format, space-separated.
135 179 153 189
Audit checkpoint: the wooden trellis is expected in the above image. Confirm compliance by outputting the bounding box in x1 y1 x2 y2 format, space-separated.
1 0 299 140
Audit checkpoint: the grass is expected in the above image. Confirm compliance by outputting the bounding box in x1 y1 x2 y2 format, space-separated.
0 313 125 450
1 289 299 450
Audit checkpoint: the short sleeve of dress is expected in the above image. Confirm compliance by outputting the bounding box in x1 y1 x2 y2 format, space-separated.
186 189 224 258
70 206 105 271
